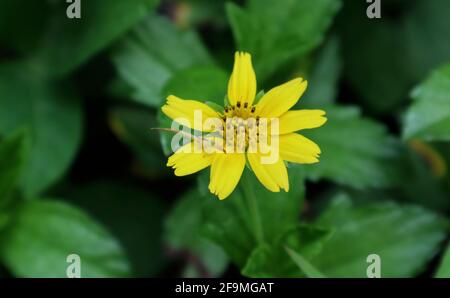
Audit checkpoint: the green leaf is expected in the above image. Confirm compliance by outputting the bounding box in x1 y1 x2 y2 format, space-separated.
165 189 228 277
64 181 166 277
242 225 331 278
402 0 450 82
285 246 325 278
435 244 450 278
0 213 9 233
341 0 450 113
403 63 450 141
438 142 450 198
157 110 176 156
393 144 449 212
341 20 409 114
0 0 51 52
163 66 228 104
302 105 398 189
200 167 305 268
312 194 448 277
108 106 169 178
0 129 29 208
174 0 228 28
0 63 83 198
226 0 341 81
0 199 130 277
34 0 160 77
112 14 213 107
301 36 342 107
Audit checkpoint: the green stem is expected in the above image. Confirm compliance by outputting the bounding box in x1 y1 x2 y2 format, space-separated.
242 173 264 244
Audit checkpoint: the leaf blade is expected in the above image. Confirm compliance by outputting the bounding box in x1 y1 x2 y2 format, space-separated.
0 199 131 277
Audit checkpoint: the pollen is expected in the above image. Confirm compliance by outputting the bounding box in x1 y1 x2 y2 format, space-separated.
219 101 262 153
223 101 257 118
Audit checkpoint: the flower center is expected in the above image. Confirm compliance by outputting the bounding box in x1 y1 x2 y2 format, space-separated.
223 100 257 119
214 101 267 153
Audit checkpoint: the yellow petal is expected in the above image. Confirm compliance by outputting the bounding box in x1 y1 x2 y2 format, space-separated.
247 152 289 192
279 133 321 164
167 142 212 176
161 95 219 131
256 78 307 118
227 52 257 106
209 153 245 200
277 110 327 134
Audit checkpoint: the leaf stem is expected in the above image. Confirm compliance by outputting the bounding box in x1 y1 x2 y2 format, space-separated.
242 173 264 244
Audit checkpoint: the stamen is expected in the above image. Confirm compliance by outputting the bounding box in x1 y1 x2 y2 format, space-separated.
221 103 263 152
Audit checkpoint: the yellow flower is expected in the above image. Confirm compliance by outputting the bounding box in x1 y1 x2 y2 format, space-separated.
162 52 327 200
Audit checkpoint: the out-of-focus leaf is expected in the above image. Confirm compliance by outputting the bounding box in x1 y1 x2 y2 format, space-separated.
112 14 213 107
157 110 176 156
394 143 449 212
242 225 331 278
0 199 130 277
200 168 305 268
312 194 448 277
171 0 228 29
402 0 450 82
0 63 82 198
163 66 228 104
0 0 50 52
403 63 450 141
0 213 9 233
437 143 450 195
165 189 228 277
302 105 398 189
0 129 29 208
227 0 341 81
108 106 168 178
285 247 325 278
301 36 342 107
341 0 450 113
341 19 408 113
34 0 160 77
435 243 450 278
65 181 166 277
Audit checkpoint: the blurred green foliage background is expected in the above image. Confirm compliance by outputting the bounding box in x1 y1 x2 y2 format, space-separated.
0 0 450 278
